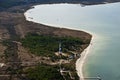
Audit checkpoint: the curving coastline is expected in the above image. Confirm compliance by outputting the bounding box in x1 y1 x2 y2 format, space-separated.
24 4 93 80
1 1 120 80
76 36 94 80
0 2 92 80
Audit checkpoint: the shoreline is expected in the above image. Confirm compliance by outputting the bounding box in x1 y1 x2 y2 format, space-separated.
76 35 94 80
0 1 119 80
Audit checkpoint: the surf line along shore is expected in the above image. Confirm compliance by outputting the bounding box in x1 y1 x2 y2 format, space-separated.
76 34 102 80
76 35 94 80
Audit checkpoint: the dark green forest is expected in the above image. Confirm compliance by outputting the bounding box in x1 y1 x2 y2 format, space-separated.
26 64 64 80
21 34 86 57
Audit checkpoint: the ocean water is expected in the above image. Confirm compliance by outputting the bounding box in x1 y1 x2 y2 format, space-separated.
25 3 120 80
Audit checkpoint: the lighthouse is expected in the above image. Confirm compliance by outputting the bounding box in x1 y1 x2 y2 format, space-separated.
59 42 62 55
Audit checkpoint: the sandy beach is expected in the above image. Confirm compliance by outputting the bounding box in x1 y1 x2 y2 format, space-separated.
76 35 94 80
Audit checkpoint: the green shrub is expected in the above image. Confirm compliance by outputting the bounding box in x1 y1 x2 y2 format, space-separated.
26 65 64 80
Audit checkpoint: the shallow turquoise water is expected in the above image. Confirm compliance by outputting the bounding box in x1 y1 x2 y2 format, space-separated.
25 3 120 80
